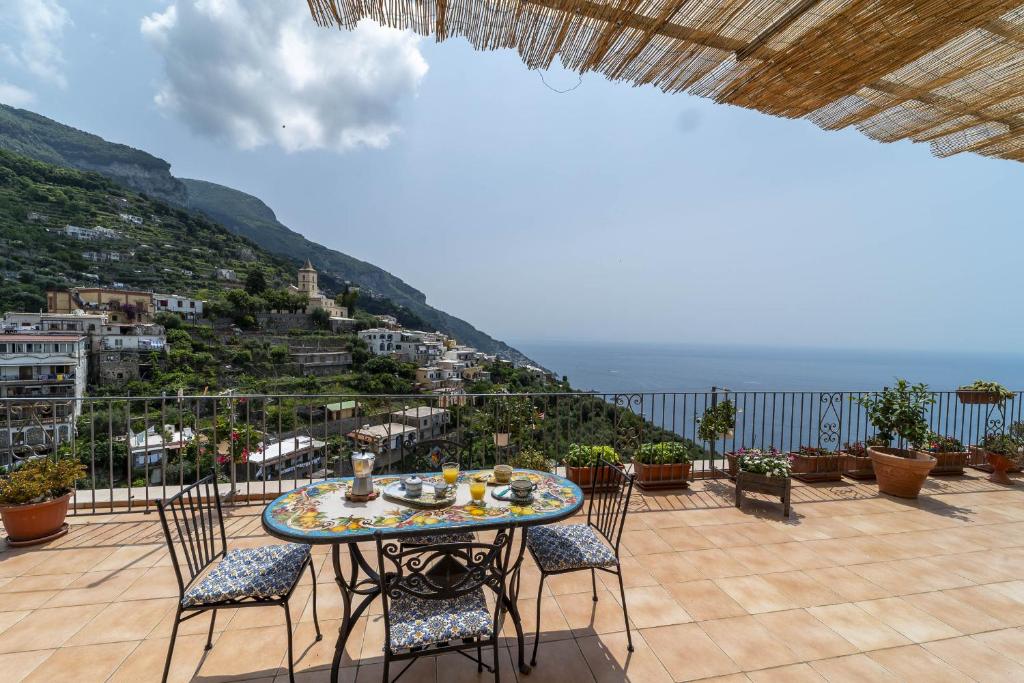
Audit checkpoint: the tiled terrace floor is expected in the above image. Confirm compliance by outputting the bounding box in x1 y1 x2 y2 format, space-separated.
2 470 1024 682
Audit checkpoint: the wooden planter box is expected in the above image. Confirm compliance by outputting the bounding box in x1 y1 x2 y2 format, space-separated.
566 464 622 492
956 390 1006 405
841 452 876 480
789 452 843 483
735 470 791 517
725 452 739 478
968 445 1022 473
634 462 691 491
926 450 968 476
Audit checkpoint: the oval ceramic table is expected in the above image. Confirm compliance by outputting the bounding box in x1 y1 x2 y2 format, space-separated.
262 469 584 681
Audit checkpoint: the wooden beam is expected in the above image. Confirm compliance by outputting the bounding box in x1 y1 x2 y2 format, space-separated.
735 0 825 61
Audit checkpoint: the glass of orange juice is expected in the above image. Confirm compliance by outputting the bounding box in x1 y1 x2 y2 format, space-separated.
442 462 459 487
469 476 486 504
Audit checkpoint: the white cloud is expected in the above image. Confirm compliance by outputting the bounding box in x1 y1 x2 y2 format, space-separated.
0 81 36 107
0 0 71 89
140 0 428 153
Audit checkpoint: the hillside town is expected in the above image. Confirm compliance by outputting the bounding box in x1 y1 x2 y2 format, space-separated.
0 257 550 471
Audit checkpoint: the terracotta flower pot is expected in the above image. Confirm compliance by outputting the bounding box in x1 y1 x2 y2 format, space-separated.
0 492 73 546
986 452 1015 486
789 452 843 482
928 451 968 476
634 462 691 490
841 452 875 480
566 464 620 492
870 447 935 499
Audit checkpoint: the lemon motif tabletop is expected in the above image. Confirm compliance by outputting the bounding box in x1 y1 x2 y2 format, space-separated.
262 469 583 543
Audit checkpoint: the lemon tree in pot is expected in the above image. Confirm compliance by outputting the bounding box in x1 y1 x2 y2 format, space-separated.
0 457 85 546
854 380 936 498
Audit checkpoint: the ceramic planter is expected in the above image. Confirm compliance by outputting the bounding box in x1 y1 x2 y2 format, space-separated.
841 452 876 480
927 451 968 476
565 464 621 492
984 451 1017 485
968 445 1022 474
870 447 935 498
0 492 73 546
789 452 843 483
634 461 691 491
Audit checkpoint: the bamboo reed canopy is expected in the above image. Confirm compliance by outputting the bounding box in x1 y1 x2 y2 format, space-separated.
306 0 1024 162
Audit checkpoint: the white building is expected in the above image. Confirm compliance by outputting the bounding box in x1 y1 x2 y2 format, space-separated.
96 323 166 352
358 328 400 356
3 311 108 336
249 436 326 480
62 225 121 240
0 334 88 464
129 425 196 471
119 213 143 226
288 261 347 318
215 268 237 280
390 406 451 441
154 293 205 320
347 423 418 453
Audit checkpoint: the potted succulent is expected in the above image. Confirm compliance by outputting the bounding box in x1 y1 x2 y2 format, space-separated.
0 457 85 546
854 380 936 498
957 380 1014 405
840 437 888 480
916 433 968 476
976 432 1022 485
564 443 621 491
633 441 697 490
789 445 843 483
734 448 793 517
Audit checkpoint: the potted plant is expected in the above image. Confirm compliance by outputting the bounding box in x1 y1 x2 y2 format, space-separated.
976 432 1022 485
854 380 936 498
956 380 1014 405
508 447 554 473
633 441 697 490
726 446 781 477
789 445 843 483
916 433 968 476
0 457 85 546
698 400 736 443
734 448 793 517
564 443 621 490
840 438 887 480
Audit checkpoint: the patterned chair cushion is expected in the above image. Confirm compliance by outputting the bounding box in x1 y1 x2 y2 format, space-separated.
388 588 492 650
182 543 310 607
402 531 475 545
527 524 617 572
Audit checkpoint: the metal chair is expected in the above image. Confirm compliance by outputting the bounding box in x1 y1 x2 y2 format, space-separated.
373 529 516 683
156 475 322 683
526 459 635 665
401 438 476 546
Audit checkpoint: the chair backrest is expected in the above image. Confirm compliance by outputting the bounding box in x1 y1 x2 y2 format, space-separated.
156 474 228 598
374 529 515 644
400 438 466 473
586 458 635 552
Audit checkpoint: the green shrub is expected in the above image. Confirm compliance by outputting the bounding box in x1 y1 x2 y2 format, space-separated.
565 443 620 467
697 400 736 442
0 457 85 505
508 448 554 472
635 441 697 464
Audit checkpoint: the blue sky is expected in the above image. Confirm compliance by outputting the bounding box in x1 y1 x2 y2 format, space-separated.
2 1 1022 354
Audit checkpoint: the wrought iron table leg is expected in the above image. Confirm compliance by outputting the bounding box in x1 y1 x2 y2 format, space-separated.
505 529 531 674
330 542 382 683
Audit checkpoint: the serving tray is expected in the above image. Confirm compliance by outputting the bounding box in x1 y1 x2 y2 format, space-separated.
382 481 456 508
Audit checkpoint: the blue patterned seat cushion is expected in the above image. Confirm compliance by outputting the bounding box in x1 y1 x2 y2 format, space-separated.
182 543 310 607
402 531 475 545
527 524 617 572
389 588 492 650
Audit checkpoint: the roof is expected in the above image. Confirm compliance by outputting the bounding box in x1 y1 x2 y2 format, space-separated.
249 436 326 465
325 400 359 411
0 334 86 342
391 406 450 418
306 0 1024 163
300 259 316 271
348 423 418 440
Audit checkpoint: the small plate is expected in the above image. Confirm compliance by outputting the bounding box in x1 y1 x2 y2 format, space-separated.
382 481 456 508
491 486 533 504
473 472 513 487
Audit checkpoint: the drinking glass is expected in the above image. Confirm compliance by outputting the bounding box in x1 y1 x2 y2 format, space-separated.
442 462 459 486
469 478 486 503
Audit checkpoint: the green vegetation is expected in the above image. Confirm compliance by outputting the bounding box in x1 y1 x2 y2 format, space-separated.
508 448 555 472
958 380 1014 400
634 441 699 464
0 457 85 505
565 444 621 467
697 400 736 442
854 379 935 450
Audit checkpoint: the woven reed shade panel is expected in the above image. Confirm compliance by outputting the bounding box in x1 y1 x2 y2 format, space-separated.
305 0 1024 162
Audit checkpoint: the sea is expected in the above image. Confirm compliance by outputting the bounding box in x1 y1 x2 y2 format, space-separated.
512 341 1024 394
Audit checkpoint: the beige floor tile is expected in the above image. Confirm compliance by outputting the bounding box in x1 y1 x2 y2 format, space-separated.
119 565 183 600
765 542 832 570
754 609 857 660
713 576 794 614
664 580 748 621
678 549 749 579
521 637 596 683
598 557 658 589
652 527 716 551
197 624 291 680
902 590 1008 634
971 628 1024 666
758 571 843 608
746 663 825 682
0 590 59 611
805 604 911 652
699 615 800 670
801 566 889 602
0 609 30 636
614 585 691 628
922 636 1024 683
621 530 675 556
22 547 114 576
808 654 900 682
22 641 137 683
577 630 674 683
0 650 55 683
65 597 174 645
90 544 166 572
353 658 436 683
0 551 50 578
0 603 105 654
546 569 599 596
556 590 633 635
641 623 740 682
108 634 213 683
0 573 82 593
724 546 796 574
504 595 574 644
943 585 1024 626
854 596 961 643
645 553 704 584
41 567 148 607
434 647 517 683
867 644 972 682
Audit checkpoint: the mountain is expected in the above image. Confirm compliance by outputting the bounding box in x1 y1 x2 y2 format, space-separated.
0 103 534 365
